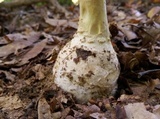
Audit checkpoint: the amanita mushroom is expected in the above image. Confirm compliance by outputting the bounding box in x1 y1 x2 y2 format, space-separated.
53 0 120 103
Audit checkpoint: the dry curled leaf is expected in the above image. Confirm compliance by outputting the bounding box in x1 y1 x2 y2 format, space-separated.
0 32 41 58
116 105 127 119
0 95 24 111
148 6 160 18
124 103 158 119
18 39 47 66
61 107 71 119
38 97 52 119
153 105 160 118
90 112 106 119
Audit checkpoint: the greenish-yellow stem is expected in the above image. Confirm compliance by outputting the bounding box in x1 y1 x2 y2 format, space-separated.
77 0 110 39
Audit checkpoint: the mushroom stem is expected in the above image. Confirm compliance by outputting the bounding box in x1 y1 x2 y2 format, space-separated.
78 0 110 39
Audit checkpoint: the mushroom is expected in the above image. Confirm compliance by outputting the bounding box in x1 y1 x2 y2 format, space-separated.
53 0 120 103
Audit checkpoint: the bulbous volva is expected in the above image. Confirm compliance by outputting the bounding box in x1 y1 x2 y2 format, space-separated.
53 35 120 103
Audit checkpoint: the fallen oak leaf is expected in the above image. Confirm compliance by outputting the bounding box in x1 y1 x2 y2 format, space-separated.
52 112 61 119
17 39 47 66
116 105 127 119
61 107 71 119
0 58 18 68
66 115 75 119
0 95 24 111
42 32 60 45
153 105 160 119
124 103 158 119
148 6 160 19
130 25 159 49
72 109 83 118
44 18 77 29
0 32 41 58
5 15 19 33
38 97 52 119
76 104 100 118
90 112 106 119
118 24 138 41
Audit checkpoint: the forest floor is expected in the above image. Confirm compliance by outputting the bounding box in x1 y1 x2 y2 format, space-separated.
0 0 160 119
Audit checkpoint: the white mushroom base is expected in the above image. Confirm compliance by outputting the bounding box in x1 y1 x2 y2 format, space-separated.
53 35 120 102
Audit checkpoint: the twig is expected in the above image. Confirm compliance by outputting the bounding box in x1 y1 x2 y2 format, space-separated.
0 0 48 8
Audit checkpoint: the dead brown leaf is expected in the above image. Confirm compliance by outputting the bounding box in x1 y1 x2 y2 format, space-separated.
0 32 41 58
153 105 160 118
52 112 61 119
124 103 158 119
38 97 52 119
61 107 71 119
0 95 24 111
90 112 106 119
116 105 127 119
44 17 77 29
66 115 75 119
148 6 160 18
75 104 101 118
18 39 47 66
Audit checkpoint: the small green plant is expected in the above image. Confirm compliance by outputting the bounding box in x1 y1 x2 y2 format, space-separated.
36 2 46 6
58 0 72 5
4 0 12 2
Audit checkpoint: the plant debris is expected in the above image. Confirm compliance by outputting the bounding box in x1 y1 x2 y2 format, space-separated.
0 0 160 118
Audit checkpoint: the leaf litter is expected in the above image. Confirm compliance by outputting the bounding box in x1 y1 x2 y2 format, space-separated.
0 0 160 119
